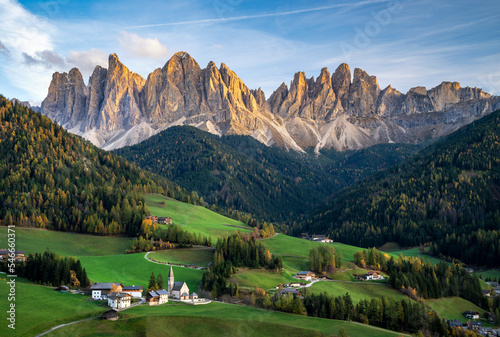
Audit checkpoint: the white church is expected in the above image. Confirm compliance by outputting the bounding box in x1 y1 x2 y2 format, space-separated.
168 265 191 300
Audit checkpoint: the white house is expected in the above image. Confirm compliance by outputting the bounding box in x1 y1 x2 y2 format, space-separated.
107 292 132 309
122 285 143 298
90 283 123 300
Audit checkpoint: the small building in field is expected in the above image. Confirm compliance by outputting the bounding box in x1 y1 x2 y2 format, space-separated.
295 271 316 281
107 292 132 309
158 217 173 225
90 283 123 300
122 285 143 298
102 309 119 321
463 311 480 320
191 293 198 300
356 271 382 281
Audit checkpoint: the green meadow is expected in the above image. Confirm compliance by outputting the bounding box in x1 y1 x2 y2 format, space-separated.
150 247 215 267
232 269 301 290
79 253 203 292
0 227 130 257
46 301 409 337
308 281 408 303
145 194 251 240
0 280 105 337
426 297 487 323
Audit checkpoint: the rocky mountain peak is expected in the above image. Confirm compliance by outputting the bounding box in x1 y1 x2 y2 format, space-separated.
331 63 351 109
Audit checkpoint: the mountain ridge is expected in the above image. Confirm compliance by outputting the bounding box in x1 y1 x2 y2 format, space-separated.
41 52 500 152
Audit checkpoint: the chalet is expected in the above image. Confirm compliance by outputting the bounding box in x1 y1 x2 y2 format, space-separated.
102 309 119 321
122 285 143 298
90 283 123 300
146 289 169 305
107 292 132 309
448 319 463 328
187 264 196 269
279 289 302 296
167 266 190 299
356 271 382 281
295 271 316 281
146 216 158 222
0 249 26 262
158 217 173 225
284 282 306 288
463 311 480 320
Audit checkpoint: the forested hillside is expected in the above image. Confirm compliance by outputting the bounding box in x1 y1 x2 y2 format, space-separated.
114 126 418 222
0 96 187 235
300 110 500 267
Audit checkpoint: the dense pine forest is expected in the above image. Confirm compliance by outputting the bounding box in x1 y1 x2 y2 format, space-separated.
0 96 188 236
114 126 418 223
299 110 500 267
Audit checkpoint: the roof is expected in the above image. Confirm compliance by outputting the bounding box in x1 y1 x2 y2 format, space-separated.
122 286 143 291
296 271 313 275
102 309 119 318
156 289 169 295
147 291 159 298
108 292 131 299
181 292 189 297
90 283 122 290
280 289 301 294
172 281 187 291
191 292 198 296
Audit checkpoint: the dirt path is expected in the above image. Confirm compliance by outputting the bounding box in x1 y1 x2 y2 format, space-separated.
35 317 98 337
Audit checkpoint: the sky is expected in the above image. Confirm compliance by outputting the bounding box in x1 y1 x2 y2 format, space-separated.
0 0 499 105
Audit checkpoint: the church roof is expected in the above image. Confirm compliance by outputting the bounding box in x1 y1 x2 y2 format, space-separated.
172 281 187 291
168 265 174 279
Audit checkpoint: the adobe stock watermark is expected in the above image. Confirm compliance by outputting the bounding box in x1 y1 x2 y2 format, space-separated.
340 0 410 61
213 0 243 19
6 225 17 330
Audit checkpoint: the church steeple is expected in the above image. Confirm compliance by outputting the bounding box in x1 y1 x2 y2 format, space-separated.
168 265 174 294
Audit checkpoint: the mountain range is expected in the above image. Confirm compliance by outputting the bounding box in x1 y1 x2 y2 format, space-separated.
41 52 500 152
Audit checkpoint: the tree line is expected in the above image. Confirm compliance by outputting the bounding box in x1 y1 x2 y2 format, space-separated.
308 245 342 274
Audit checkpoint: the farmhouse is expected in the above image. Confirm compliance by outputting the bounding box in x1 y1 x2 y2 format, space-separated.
463 311 480 320
107 292 132 309
146 289 169 306
308 235 333 243
448 319 462 328
102 309 119 321
295 271 316 281
146 216 158 222
167 265 190 299
90 283 123 300
158 217 173 225
0 249 26 262
122 285 143 298
356 271 382 281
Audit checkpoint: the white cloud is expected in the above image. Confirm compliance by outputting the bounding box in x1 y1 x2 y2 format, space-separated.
118 32 169 60
67 49 108 79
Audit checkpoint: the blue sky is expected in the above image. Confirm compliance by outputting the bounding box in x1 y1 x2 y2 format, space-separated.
0 0 499 104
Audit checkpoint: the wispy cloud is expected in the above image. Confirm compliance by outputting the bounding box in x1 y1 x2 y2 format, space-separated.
118 32 169 60
126 0 389 29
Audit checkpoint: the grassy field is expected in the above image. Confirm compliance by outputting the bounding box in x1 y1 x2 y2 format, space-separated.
150 247 215 267
46 302 409 337
476 270 500 281
145 194 251 240
308 281 408 303
0 227 130 257
79 253 203 292
426 297 487 323
232 269 301 289
330 268 388 282
0 280 105 337
389 247 447 266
